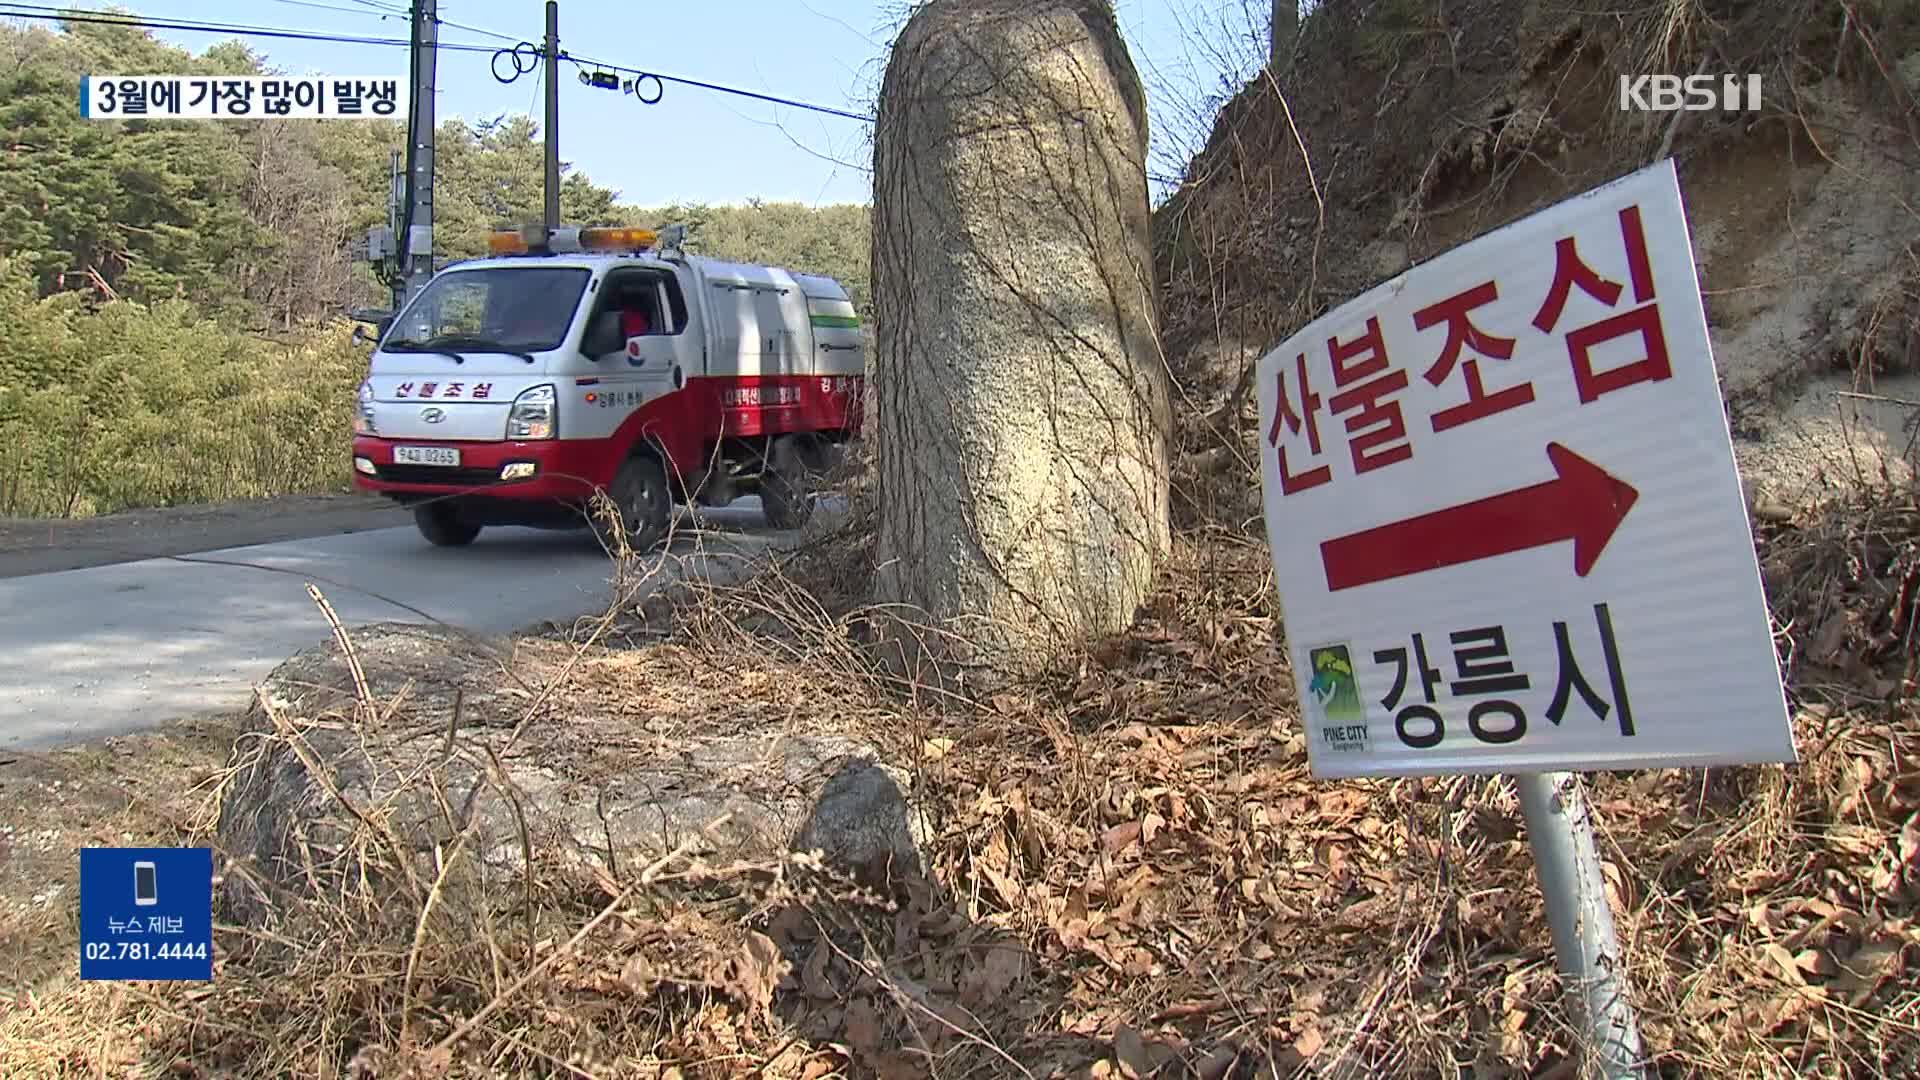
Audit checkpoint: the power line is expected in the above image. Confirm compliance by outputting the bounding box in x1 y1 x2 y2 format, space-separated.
11 1 523 49
434 13 517 45
561 52 871 122
259 0 405 20
0 4 500 54
295 0 517 43
526 50 542 120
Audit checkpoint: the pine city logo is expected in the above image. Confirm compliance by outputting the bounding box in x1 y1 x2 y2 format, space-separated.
1307 645 1361 720
1619 73 1763 112
1308 645 1369 752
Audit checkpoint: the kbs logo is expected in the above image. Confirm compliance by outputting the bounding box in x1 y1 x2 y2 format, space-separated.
1619 73 1762 112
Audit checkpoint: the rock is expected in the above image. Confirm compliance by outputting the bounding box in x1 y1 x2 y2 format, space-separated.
791 760 927 889
869 0 1172 680
214 622 924 926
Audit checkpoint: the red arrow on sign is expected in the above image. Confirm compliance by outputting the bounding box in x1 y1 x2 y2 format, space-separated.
1319 442 1639 592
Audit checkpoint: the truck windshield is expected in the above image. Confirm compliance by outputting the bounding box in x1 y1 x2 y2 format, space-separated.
384 266 590 355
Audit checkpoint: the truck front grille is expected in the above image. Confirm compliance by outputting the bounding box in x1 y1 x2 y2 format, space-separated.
374 464 503 487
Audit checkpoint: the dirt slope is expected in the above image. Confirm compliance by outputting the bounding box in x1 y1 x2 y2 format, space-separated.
1154 0 1920 524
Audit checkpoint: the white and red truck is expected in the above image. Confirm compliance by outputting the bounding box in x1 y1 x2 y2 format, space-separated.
350 224 865 549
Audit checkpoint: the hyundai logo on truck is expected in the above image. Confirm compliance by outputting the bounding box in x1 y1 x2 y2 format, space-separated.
351 223 866 551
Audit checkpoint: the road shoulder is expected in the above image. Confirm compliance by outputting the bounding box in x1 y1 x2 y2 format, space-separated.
0 494 410 579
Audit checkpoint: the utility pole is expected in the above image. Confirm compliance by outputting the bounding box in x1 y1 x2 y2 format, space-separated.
543 0 560 235
402 0 438 303
386 148 403 312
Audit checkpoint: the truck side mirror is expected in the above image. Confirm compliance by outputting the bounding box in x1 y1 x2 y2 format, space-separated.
582 310 624 358
349 308 395 344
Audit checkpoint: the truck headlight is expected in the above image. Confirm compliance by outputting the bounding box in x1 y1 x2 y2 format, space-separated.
506 384 557 440
354 380 376 435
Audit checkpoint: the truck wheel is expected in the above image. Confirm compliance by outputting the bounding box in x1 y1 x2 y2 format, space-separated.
594 452 671 553
761 437 818 530
414 502 481 547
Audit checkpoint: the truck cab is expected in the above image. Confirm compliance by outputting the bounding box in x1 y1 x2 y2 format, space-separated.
350 224 865 550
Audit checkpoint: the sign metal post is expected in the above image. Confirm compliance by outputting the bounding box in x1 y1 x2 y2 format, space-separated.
1516 771 1643 1078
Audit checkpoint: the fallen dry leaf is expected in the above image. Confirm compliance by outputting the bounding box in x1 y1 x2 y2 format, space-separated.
802 939 837 1001
1196 1045 1240 1080
1112 1024 1151 1079
869 1050 929 1080
1102 819 1143 856
1900 812 1920 877
1762 942 1806 985
619 952 657 997
1141 811 1167 845
961 942 1028 1005
1795 948 1839 978
1834 940 1906 1005
843 997 883 1053
731 932 785 1013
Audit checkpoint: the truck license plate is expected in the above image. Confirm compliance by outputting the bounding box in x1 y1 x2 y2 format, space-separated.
394 446 460 467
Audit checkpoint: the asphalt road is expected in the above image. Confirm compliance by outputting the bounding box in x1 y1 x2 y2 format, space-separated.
0 502 797 751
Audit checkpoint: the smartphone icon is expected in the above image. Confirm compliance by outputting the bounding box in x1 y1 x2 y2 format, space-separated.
133 861 157 906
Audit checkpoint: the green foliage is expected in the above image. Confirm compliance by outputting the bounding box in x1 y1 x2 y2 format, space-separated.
0 260 364 517
0 19 354 323
430 115 630 260
626 201 874 315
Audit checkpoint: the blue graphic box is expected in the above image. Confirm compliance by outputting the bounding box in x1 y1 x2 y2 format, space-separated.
79 847 213 981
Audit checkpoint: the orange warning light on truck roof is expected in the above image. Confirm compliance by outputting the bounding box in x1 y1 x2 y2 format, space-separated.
487 225 660 256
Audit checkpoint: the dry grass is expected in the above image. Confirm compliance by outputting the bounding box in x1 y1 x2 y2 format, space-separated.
1761 489 1920 703
3 470 1914 1077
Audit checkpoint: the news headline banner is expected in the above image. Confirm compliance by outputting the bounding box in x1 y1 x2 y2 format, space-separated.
81 76 404 119
1255 158 1795 780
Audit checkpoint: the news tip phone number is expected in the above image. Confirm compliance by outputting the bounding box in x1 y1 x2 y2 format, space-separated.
84 940 209 962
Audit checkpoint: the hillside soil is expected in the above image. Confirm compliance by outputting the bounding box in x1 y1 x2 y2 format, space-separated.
1154 0 1920 528
0 493 407 578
